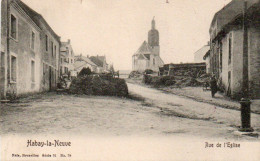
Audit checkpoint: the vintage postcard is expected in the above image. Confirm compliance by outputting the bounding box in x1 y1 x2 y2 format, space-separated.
0 0 260 160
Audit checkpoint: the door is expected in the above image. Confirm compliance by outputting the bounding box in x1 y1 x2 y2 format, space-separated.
227 71 231 96
0 52 5 99
49 66 52 90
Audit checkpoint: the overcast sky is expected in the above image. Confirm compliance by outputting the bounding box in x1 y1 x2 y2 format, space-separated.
22 0 231 70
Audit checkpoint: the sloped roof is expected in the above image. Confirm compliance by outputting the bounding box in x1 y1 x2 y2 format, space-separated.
135 41 152 54
74 61 87 70
60 41 71 52
194 45 210 62
89 56 104 67
17 0 60 41
203 50 211 60
144 54 150 60
210 0 259 39
194 45 210 56
137 54 148 60
75 55 97 66
60 47 67 52
16 0 41 27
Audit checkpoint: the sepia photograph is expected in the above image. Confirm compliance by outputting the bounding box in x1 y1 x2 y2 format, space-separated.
0 0 260 160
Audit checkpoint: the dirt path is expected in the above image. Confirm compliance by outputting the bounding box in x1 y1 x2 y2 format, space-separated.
0 88 259 140
127 83 260 140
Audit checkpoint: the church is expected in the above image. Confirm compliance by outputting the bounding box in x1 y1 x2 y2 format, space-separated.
132 18 164 72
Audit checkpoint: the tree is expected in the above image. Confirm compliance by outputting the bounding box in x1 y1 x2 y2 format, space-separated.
78 67 92 77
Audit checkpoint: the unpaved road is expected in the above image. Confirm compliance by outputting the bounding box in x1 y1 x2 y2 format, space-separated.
127 83 260 140
0 84 259 140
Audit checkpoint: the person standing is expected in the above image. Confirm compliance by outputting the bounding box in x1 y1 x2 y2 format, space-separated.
210 75 218 98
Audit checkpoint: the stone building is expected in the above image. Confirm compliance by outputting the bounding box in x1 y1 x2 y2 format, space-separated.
132 18 164 72
0 0 60 99
60 39 75 77
208 0 260 99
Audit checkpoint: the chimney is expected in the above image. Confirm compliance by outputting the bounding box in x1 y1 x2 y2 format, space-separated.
87 55 89 58
68 39 71 43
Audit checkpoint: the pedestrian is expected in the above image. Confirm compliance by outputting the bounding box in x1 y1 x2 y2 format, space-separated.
210 75 217 98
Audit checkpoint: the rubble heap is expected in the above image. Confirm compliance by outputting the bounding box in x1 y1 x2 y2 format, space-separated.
128 71 142 78
143 69 210 88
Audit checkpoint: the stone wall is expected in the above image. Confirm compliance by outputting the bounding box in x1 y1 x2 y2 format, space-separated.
249 24 260 99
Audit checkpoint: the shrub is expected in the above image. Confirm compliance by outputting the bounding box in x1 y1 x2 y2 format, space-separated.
69 75 128 97
165 80 176 86
144 69 154 74
78 67 92 77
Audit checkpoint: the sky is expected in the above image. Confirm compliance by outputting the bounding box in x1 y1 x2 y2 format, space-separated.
22 0 231 70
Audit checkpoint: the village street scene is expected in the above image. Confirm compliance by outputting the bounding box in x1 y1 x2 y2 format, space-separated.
1 0 260 150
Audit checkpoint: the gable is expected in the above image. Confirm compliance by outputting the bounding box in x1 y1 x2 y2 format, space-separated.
135 41 152 55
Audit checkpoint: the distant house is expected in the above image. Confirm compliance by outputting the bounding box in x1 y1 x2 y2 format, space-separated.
74 55 98 74
132 18 164 72
209 0 260 99
1 0 60 99
60 39 75 77
194 44 210 63
89 55 108 73
203 50 211 74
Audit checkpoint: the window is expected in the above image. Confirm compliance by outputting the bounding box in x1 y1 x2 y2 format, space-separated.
51 41 54 57
1 52 4 68
31 60 35 82
228 33 232 64
45 35 48 51
153 58 155 65
219 42 223 72
10 14 17 40
11 55 17 82
71 59 73 63
228 71 231 96
64 67 68 74
54 45 57 58
31 31 35 50
60 58 62 64
1 52 5 78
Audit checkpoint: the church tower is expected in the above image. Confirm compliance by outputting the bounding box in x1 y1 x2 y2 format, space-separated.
148 17 160 55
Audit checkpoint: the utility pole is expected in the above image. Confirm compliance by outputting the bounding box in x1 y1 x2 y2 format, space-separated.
239 0 253 132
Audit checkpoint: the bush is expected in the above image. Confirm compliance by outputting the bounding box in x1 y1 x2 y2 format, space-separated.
165 80 176 86
69 75 128 97
151 76 161 87
143 74 153 84
129 71 142 78
144 69 154 74
78 67 92 77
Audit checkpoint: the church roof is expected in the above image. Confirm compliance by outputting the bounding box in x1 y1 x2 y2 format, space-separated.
135 41 152 54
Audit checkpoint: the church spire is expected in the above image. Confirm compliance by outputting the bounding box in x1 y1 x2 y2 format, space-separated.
148 17 159 47
152 16 155 29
